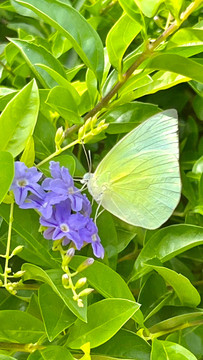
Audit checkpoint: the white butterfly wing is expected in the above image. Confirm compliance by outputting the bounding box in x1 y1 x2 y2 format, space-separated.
88 110 181 229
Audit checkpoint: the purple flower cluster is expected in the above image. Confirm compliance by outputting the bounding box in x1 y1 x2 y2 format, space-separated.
10 161 104 258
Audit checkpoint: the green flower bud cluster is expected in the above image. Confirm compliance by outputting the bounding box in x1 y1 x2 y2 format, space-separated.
60 247 94 308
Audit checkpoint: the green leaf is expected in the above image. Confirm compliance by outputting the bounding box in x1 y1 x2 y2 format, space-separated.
20 136 35 167
131 224 203 281
147 308 203 335
101 102 160 134
70 256 134 301
151 339 198 360
0 79 39 157
167 28 203 49
168 325 203 359
22 263 87 321
106 13 142 72
165 0 184 19
132 71 190 100
9 39 67 88
68 298 140 349
46 86 82 124
39 283 76 341
40 346 74 360
27 346 74 360
0 356 17 360
0 204 59 268
118 0 142 22
134 0 163 17
0 310 44 343
0 151 14 204
15 0 104 83
148 54 203 83
145 262 201 307
93 329 151 360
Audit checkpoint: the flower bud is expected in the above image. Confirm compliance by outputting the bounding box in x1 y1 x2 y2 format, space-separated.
75 277 87 289
76 258 94 273
11 245 24 256
62 248 75 267
13 270 26 278
77 299 84 308
62 273 69 287
55 126 64 148
78 288 94 297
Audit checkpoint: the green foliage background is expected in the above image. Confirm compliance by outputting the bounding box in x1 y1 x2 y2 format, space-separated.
0 0 203 359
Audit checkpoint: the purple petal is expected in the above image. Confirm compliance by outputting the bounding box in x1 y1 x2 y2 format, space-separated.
92 241 104 259
50 161 61 179
52 227 64 240
43 227 55 240
14 187 28 205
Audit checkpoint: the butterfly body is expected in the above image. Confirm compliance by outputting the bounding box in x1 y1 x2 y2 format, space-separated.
85 110 181 229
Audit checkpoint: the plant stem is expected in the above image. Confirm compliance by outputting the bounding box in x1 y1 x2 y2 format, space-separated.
0 342 46 352
4 202 14 287
84 0 203 121
37 0 203 165
36 138 80 167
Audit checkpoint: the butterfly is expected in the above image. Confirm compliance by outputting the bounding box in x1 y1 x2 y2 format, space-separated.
84 110 181 229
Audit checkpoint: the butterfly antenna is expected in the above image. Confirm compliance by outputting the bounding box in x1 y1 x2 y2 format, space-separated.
81 141 91 173
88 149 92 173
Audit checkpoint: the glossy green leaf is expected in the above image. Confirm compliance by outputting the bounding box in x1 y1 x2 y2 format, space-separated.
71 255 144 326
167 325 203 359
33 113 55 160
118 0 142 22
132 71 190 100
40 346 74 360
146 263 200 307
0 204 59 268
151 339 198 360
131 224 203 281
39 283 76 341
168 29 203 50
0 356 17 360
0 151 14 204
147 308 203 335
134 0 163 17
0 310 44 343
20 136 35 167
9 39 67 88
46 86 82 124
22 263 87 321
148 54 203 83
15 0 104 82
27 346 74 360
35 64 75 89
165 0 184 19
0 79 39 157
106 13 142 72
68 298 140 349
70 256 134 301
93 329 151 360
102 102 160 134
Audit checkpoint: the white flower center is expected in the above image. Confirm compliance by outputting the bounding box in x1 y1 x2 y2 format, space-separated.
91 233 97 242
60 223 69 233
17 179 28 187
68 187 74 194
